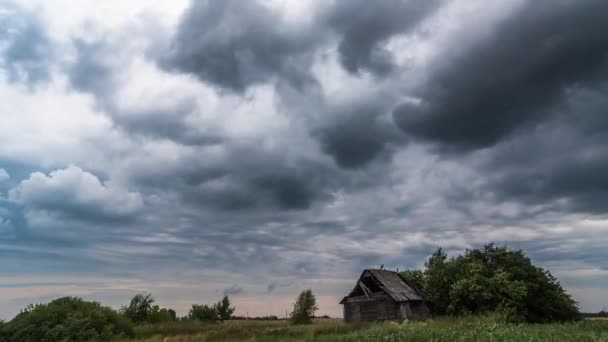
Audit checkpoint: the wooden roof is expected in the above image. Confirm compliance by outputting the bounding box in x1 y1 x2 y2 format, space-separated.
341 269 425 303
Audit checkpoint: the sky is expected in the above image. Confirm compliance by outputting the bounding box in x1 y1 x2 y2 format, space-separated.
1 0 608 319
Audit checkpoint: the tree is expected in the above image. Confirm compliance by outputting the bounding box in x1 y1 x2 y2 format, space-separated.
121 293 155 324
148 306 177 323
189 304 217 322
0 297 133 341
422 247 453 314
290 289 318 324
401 244 580 322
216 296 235 322
400 269 425 290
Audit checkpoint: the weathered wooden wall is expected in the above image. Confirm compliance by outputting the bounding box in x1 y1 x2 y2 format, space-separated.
343 293 400 322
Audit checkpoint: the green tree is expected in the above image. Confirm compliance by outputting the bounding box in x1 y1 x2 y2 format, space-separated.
400 269 425 292
216 296 235 322
147 305 177 323
402 244 580 322
290 289 318 324
0 297 133 342
422 248 453 314
120 293 155 324
189 304 217 322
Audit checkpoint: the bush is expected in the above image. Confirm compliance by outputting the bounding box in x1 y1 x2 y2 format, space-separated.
189 304 217 322
401 243 581 322
0 297 134 342
290 289 318 324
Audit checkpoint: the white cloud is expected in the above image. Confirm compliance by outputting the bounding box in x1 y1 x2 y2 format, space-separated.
0 168 9 182
9 165 143 220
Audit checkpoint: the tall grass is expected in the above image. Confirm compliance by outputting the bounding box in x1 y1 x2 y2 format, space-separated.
122 317 608 342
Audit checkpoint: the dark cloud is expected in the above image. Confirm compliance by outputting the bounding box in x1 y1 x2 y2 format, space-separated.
315 97 405 168
162 0 318 92
477 83 608 213
162 0 441 91
394 0 608 151
323 0 440 76
266 282 277 294
173 151 341 211
222 284 243 296
0 3 51 86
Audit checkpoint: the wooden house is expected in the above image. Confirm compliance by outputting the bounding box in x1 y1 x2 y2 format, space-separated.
340 269 429 322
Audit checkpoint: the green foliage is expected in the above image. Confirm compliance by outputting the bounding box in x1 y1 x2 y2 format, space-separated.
120 293 176 324
121 293 155 324
320 317 608 342
400 244 580 322
0 297 133 342
187 296 236 323
216 296 235 321
147 306 177 323
119 317 608 342
290 289 318 325
400 269 425 290
189 304 217 322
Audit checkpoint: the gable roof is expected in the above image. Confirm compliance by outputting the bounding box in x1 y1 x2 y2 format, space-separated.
368 269 424 302
341 269 425 303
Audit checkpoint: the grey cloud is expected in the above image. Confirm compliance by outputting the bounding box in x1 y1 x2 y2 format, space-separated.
154 148 342 211
162 0 318 92
67 39 115 97
222 284 243 296
266 282 277 293
67 38 222 146
393 0 608 151
162 0 441 91
315 96 405 168
323 0 440 76
477 85 608 213
0 3 52 86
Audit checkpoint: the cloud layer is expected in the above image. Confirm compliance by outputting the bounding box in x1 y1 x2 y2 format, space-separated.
1 0 608 318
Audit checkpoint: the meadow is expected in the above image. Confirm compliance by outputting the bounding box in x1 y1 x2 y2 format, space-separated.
124 317 608 342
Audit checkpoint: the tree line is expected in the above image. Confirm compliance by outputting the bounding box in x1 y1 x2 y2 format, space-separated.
0 289 318 341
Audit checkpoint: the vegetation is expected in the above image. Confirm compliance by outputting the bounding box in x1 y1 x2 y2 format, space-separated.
0 244 593 341
188 296 236 322
0 297 133 342
400 244 580 322
120 316 608 341
120 293 176 324
216 296 236 322
583 310 608 319
189 304 218 322
290 289 318 325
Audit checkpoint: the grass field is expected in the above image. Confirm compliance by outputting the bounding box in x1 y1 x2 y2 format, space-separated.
122 316 608 341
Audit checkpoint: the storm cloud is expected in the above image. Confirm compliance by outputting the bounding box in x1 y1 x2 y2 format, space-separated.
393 0 608 150
1 0 608 319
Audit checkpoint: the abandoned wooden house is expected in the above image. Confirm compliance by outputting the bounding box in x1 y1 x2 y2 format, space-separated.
340 269 429 322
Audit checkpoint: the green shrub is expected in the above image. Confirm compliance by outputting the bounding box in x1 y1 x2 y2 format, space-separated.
0 297 134 342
